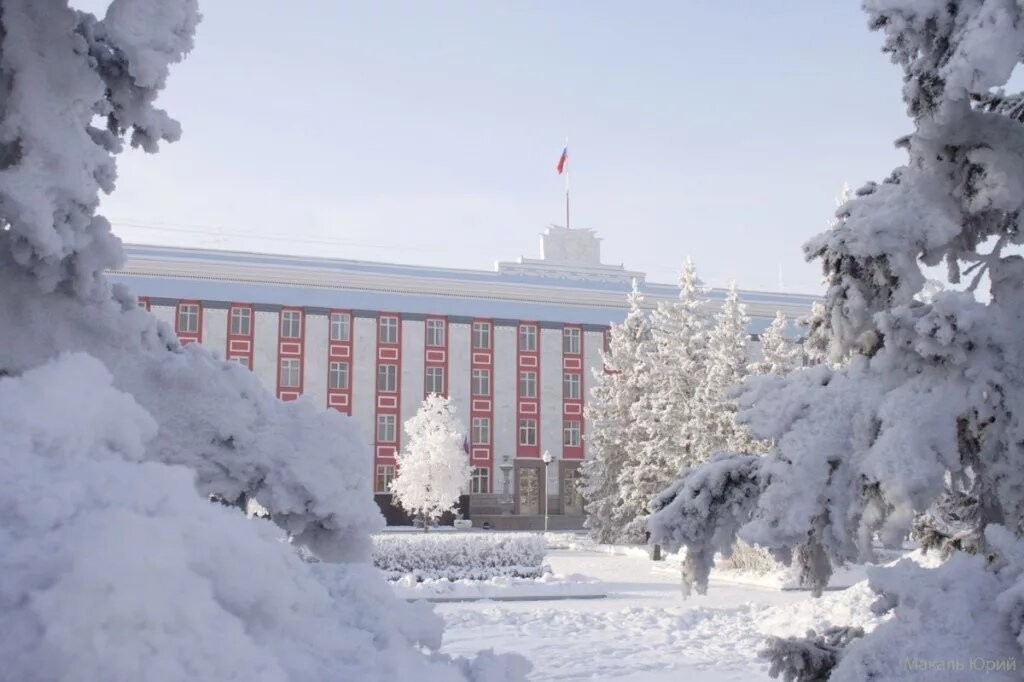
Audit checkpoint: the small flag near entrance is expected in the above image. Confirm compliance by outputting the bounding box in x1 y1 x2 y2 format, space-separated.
556 145 568 174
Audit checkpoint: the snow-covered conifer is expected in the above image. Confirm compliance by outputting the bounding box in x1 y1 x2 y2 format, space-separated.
581 281 652 543
651 1 1024 676
689 283 762 458
751 311 802 376
390 395 471 531
0 3 526 678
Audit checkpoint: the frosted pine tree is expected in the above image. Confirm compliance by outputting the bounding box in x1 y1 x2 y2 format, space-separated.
390 395 471 532
689 283 762 459
652 258 712 468
651 2 1024 678
581 281 652 544
751 311 802 376
612 260 711 542
0 3 527 679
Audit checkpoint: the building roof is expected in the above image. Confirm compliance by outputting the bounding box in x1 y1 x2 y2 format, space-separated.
109 232 819 332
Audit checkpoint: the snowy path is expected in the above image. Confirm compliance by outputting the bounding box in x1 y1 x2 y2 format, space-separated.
437 549 878 681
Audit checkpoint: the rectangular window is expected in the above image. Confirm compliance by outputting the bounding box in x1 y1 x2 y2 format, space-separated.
177 303 199 334
519 371 537 398
470 467 490 494
377 364 397 393
230 355 250 369
279 357 301 388
280 309 302 339
379 316 398 344
230 306 252 336
330 312 351 342
471 368 491 396
519 324 537 352
376 464 396 493
519 419 537 446
472 321 491 349
329 361 349 390
425 366 445 395
564 420 581 447
425 319 445 347
377 414 397 443
563 373 581 400
471 417 491 445
563 327 581 354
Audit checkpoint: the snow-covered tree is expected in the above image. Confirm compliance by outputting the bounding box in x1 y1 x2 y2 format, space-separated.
0 2 526 679
613 260 711 542
581 281 652 544
688 283 762 459
751 311 802 377
390 395 471 531
651 1 1024 677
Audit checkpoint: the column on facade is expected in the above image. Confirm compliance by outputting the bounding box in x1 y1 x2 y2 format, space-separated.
373 313 401 493
326 309 353 414
175 299 203 344
276 306 305 401
468 319 494 494
226 303 255 369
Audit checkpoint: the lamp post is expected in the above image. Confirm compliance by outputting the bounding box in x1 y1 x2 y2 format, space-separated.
541 450 553 533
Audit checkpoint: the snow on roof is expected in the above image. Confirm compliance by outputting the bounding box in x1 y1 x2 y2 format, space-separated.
111 244 819 329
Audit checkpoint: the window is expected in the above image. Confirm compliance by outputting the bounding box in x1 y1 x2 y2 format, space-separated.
471 368 490 396
472 322 491 349
379 316 398 344
519 371 537 398
329 361 349 390
279 358 301 388
330 312 350 342
519 419 537 446
470 467 490 494
229 306 251 336
563 373 581 400
564 420 581 447
377 364 397 393
376 464 396 493
426 319 445 347
425 366 445 395
563 327 581 354
471 417 491 445
280 309 302 339
138 298 149 309
519 324 537 352
230 355 250 369
377 414 397 443
177 303 199 333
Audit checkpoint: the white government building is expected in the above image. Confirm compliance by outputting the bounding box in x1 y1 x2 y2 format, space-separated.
109 226 817 529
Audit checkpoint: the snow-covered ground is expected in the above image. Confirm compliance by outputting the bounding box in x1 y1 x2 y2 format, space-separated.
435 547 882 681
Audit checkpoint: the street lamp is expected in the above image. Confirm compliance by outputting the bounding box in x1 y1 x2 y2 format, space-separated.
541 450 553 533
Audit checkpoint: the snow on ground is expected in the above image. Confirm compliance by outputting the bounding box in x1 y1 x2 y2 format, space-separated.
392 573 605 602
436 547 882 681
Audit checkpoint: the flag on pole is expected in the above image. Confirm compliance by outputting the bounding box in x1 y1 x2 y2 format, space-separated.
556 146 568 174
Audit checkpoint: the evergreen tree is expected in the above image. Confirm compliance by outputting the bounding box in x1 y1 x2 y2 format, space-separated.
389 394 471 531
651 2 1024 676
750 311 802 376
581 281 651 543
613 260 712 542
689 283 761 459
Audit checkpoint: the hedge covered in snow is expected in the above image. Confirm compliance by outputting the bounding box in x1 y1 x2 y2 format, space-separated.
373 533 548 581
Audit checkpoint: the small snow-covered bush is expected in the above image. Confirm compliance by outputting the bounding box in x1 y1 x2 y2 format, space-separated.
373 533 548 581
721 539 782 575
760 626 865 682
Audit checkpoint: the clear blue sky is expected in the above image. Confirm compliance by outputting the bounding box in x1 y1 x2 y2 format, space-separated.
79 1 908 294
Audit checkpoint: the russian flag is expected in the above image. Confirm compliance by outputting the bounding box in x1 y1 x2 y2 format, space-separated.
556 146 568 174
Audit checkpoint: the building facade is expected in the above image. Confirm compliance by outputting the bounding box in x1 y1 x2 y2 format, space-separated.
109 227 817 527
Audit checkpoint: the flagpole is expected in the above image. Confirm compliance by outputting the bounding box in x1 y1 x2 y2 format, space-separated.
564 137 570 229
